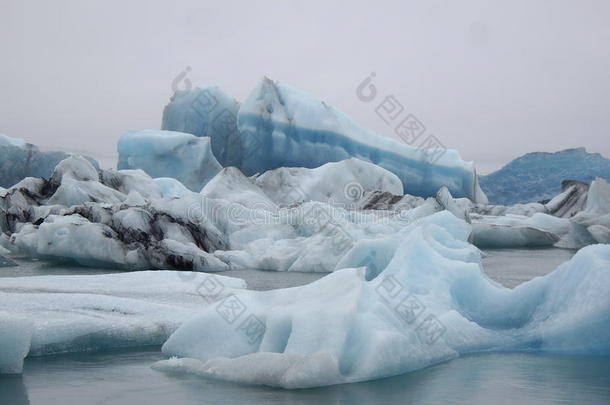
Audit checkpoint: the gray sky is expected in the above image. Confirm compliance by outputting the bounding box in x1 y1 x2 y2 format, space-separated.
1 0 609 174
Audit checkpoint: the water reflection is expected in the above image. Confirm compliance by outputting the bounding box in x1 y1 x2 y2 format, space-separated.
0 375 30 405
4 349 609 405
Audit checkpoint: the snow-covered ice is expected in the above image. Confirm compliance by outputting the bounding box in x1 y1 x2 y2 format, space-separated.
252 158 403 207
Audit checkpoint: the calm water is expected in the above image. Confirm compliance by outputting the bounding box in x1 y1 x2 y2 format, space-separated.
2 247 609 405
3 349 609 405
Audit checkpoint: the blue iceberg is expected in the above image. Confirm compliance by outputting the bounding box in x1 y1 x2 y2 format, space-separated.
162 79 487 202
162 87 241 167
0 134 99 189
117 130 222 192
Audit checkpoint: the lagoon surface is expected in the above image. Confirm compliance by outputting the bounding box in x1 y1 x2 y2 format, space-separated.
2 248 609 405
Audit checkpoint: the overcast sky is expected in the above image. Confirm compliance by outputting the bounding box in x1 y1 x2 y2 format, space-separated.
1 0 609 174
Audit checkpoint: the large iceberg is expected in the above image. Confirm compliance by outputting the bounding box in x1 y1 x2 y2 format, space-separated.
156 212 610 388
238 78 487 202
162 78 487 203
481 148 610 205
117 130 222 192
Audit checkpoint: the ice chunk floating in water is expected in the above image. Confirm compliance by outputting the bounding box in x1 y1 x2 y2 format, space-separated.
0 272 246 362
156 212 610 388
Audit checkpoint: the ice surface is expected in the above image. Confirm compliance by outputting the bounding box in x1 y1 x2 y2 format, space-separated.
543 180 589 218
584 177 610 216
157 212 610 388
481 148 610 205
253 158 403 207
0 314 33 374
235 78 486 202
154 177 194 199
162 87 241 167
117 130 222 191
201 167 277 210
0 134 27 148
0 272 246 360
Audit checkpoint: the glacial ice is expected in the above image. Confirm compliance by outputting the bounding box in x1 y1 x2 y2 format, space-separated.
252 158 403 207
0 133 27 148
565 177 610 245
117 130 222 192
0 314 33 374
1 152 607 272
161 78 487 202
0 134 100 189
156 212 610 388
162 87 241 167
154 177 193 199
237 78 487 202
0 272 246 365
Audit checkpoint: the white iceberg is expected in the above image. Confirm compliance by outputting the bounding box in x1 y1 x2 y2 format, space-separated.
156 212 610 388
253 158 403 207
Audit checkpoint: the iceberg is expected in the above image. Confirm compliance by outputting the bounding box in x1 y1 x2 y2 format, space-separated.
162 78 487 202
0 272 246 364
2 153 606 271
253 158 403 207
1 156 229 270
0 134 100 189
156 212 610 388
162 87 241 167
117 130 222 192
237 78 486 202
565 177 610 245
